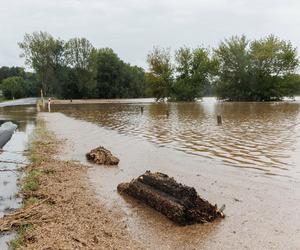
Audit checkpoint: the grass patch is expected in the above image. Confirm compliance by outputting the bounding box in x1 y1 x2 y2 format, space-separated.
27 119 54 164
22 170 41 192
9 223 33 250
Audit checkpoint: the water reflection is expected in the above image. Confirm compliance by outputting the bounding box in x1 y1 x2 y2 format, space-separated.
53 98 300 175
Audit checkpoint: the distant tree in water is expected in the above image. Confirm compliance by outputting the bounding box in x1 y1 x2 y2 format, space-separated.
146 46 218 101
172 47 217 101
146 47 173 101
147 35 300 102
214 35 299 101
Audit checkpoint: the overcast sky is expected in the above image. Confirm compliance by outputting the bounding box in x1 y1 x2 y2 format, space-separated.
0 0 299 69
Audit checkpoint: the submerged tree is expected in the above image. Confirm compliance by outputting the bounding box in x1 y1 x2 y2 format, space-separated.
249 35 299 101
172 47 217 101
214 35 299 101
214 35 252 101
147 47 173 101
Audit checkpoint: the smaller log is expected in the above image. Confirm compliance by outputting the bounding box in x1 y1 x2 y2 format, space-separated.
86 146 119 165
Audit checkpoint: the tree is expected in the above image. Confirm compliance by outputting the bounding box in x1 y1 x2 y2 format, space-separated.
19 31 64 96
214 35 299 101
64 38 97 98
1 77 26 99
0 66 26 83
249 35 299 101
95 48 146 99
172 47 217 101
147 47 173 101
214 35 252 101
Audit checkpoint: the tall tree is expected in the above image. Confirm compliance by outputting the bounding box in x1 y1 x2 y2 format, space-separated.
214 35 251 101
18 31 64 96
64 38 97 98
172 47 216 101
214 35 299 101
249 35 299 100
147 47 173 101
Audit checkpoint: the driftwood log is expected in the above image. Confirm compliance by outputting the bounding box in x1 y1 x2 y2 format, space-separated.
86 146 119 165
118 171 224 225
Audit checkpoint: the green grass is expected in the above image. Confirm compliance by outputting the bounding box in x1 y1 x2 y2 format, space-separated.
9 223 33 250
22 169 41 193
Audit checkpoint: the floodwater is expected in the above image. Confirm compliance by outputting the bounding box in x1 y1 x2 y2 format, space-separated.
53 97 300 178
0 106 36 249
43 97 300 249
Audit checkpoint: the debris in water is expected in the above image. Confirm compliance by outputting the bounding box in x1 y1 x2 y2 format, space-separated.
86 147 119 165
118 171 225 225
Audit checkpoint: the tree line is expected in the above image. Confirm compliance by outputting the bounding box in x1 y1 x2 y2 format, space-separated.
1 32 148 100
0 32 300 101
147 35 300 101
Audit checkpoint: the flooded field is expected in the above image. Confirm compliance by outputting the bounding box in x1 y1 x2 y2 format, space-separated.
45 97 300 249
53 97 300 178
0 106 36 249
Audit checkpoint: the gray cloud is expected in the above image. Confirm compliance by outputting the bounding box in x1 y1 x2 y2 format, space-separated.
1 0 299 69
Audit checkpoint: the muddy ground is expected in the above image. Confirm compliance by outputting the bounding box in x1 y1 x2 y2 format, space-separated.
0 119 142 249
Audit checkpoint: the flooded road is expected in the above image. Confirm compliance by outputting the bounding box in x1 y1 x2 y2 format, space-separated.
44 97 300 249
53 97 300 178
0 106 36 249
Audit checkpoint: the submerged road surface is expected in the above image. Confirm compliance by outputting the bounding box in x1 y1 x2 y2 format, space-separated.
0 98 38 108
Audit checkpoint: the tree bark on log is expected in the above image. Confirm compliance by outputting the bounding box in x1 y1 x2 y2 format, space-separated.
118 171 224 225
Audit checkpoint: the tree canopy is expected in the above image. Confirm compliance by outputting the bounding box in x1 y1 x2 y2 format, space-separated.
214 35 299 101
14 32 147 99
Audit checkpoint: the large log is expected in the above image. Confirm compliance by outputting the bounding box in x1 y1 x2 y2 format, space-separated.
118 171 224 225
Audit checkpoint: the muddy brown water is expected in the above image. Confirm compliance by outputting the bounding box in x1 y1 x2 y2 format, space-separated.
42 97 300 249
0 106 36 249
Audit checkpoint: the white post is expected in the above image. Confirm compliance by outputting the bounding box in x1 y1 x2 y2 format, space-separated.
48 98 51 112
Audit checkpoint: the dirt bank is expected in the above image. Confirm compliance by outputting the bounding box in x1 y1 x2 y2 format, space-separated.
0 118 142 249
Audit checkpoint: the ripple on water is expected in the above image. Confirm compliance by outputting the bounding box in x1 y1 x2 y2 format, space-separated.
53 98 300 177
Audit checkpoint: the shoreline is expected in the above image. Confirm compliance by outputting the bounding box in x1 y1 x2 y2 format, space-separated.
0 117 142 249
